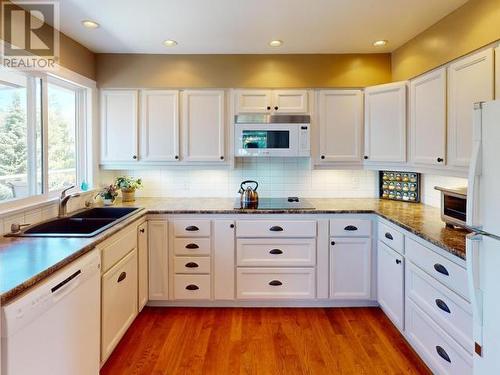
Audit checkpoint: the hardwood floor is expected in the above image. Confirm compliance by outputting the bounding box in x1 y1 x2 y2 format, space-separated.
100 307 431 375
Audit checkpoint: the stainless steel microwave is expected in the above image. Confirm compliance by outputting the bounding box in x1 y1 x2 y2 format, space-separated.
234 114 310 157
435 186 467 228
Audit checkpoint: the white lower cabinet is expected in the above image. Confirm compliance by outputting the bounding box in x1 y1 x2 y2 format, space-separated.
148 220 169 301
377 241 404 331
174 274 211 300
237 268 315 299
406 299 472 375
137 221 148 311
330 237 371 300
101 249 138 363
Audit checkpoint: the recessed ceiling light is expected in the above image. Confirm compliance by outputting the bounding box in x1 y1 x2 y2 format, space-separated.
373 40 388 47
269 40 283 47
81 20 99 29
163 39 178 47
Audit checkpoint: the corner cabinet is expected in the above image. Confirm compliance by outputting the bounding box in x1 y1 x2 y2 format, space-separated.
364 82 407 163
410 67 447 166
181 90 226 162
140 90 179 162
234 89 309 114
100 90 138 163
317 90 363 163
447 48 494 168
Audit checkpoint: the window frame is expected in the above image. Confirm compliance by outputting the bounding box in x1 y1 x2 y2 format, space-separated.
0 66 96 211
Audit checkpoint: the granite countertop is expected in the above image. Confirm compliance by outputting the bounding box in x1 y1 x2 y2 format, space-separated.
0 198 469 305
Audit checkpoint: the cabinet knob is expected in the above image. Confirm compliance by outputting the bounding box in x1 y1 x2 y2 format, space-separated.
267 106 271 110
395 259 402 264
274 106 279 111
321 155 325 160
331 241 335 246
437 157 444 163
175 155 179 160
230 224 235 228
132 155 137 160
364 155 368 160
220 156 224 160
139 228 145 233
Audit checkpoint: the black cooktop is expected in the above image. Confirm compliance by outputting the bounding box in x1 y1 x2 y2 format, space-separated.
234 197 315 210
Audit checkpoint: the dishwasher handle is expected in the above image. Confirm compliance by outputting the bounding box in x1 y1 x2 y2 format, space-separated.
51 269 83 302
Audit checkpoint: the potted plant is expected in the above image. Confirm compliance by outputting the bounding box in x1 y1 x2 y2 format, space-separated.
97 184 119 206
115 176 142 202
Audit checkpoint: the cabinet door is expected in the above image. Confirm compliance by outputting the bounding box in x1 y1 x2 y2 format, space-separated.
448 48 494 167
100 90 138 163
318 90 363 162
364 82 407 163
377 241 404 331
272 90 309 113
214 220 235 300
410 68 447 166
330 237 371 300
235 89 272 113
496 46 500 99
101 249 138 363
140 90 179 161
181 90 225 162
148 220 169 300
137 222 148 311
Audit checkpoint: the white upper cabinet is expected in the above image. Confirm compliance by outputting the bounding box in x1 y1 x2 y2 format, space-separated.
181 90 225 162
140 90 179 162
100 90 138 163
364 82 407 163
271 90 309 113
234 90 272 113
234 89 308 114
447 48 494 168
318 90 363 162
410 68 447 166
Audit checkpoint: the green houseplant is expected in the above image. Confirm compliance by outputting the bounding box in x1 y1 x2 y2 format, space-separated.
115 176 142 202
97 184 119 206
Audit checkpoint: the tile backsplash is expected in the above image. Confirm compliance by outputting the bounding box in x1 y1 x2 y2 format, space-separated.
420 174 468 208
100 158 378 199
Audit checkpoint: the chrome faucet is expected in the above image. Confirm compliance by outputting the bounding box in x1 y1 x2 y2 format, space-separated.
58 185 81 217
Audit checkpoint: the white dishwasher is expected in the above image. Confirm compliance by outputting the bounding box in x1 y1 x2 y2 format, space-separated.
1 249 101 375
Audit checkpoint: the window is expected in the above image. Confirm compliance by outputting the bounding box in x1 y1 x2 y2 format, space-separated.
0 70 89 204
0 72 42 202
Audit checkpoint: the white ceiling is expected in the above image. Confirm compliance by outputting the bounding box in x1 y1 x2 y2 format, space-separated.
56 0 468 54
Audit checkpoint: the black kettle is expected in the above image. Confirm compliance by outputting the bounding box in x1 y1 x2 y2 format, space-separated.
238 180 259 205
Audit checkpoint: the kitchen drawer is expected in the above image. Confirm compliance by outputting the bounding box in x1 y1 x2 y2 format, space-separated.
101 225 137 273
237 268 315 299
406 262 472 353
329 219 371 237
174 238 211 256
406 299 472 375
236 238 316 267
174 274 211 300
406 238 468 300
101 249 138 362
174 257 211 274
236 220 316 238
378 221 404 254
173 220 211 237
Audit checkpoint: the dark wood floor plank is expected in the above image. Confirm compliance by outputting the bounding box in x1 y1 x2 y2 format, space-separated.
100 307 432 375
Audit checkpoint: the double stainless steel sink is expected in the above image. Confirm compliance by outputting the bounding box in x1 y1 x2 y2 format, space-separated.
8 207 142 238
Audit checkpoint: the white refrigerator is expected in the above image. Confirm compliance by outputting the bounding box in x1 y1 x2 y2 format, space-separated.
466 99 500 374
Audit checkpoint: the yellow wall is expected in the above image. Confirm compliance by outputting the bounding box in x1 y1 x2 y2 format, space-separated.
0 1 96 80
392 0 500 81
96 53 391 88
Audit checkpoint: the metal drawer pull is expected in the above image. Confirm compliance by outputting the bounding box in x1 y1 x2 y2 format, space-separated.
269 249 283 255
434 263 449 276
269 226 284 232
185 284 199 291
344 225 358 231
185 262 199 268
269 280 283 286
117 272 127 283
385 232 394 240
185 225 199 231
436 346 451 363
185 243 199 249
435 299 451 313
